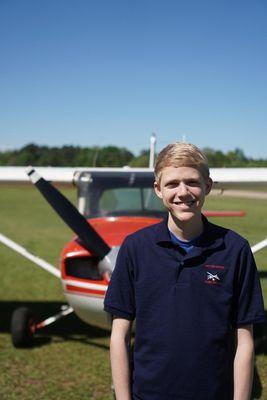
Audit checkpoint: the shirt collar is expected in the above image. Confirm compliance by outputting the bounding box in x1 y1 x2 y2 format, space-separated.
155 214 224 253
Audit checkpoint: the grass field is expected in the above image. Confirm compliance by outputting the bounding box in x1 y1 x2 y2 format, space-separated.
0 184 266 399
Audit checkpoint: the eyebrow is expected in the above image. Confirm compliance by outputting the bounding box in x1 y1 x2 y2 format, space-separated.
164 177 201 184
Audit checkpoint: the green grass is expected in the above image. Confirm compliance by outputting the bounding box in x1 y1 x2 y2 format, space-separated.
0 185 113 400
0 184 266 399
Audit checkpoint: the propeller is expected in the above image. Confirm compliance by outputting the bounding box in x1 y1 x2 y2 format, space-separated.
26 167 111 259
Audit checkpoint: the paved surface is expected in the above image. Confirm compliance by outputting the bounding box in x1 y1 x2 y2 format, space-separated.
210 189 267 200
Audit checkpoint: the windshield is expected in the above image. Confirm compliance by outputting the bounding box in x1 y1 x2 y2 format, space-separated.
80 172 166 218
99 187 165 216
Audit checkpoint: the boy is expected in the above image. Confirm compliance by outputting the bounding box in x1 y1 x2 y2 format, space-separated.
104 142 265 400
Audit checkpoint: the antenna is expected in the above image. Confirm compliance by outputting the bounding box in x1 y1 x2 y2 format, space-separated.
149 133 157 168
182 133 187 143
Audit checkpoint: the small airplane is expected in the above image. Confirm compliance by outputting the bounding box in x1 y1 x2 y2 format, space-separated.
0 159 267 347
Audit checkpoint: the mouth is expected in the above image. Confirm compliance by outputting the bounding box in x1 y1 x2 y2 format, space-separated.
173 200 196 207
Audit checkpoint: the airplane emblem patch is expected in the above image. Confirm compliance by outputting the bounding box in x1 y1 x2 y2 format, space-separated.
205 271 221 285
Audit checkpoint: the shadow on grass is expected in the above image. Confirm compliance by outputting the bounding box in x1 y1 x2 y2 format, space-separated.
0 300 110 349
1 301 266 397
258 271 267 279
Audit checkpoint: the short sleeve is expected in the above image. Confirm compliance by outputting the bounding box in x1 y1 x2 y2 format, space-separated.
104 238 136 320
232 242 265 327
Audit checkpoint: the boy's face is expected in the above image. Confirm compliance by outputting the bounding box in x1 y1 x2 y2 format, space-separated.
154 166 212 223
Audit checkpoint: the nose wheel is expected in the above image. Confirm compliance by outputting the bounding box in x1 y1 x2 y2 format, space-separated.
10 305 73 348
11 307 36 347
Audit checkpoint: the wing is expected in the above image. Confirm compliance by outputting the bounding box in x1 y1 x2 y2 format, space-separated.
210 168 267 188
0 166 79 183
1 166 267 185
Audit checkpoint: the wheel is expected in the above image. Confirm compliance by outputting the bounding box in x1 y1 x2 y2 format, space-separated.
10 307 36 348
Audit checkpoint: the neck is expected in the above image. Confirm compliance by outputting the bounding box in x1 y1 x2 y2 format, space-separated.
167 213 204 241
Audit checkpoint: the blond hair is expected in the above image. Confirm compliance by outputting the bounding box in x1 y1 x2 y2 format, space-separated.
154 142 209 182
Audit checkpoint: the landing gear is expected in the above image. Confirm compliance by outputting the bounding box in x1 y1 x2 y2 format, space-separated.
10 305 74 348
11 307 35 348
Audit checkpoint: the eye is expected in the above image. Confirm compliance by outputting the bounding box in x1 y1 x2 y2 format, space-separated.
186 180 201 187
165 182 178 189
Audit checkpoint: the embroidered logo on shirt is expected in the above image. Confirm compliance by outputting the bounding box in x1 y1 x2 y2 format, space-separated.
205 271 221 285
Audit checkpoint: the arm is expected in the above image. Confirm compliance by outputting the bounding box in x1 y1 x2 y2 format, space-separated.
233 325 254 400
110 317 133 400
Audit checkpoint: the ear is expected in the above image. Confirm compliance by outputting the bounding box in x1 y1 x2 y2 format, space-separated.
205 178 213 195
154 180 163 199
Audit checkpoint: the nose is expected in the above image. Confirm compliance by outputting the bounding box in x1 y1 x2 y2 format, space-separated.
176 182 189 197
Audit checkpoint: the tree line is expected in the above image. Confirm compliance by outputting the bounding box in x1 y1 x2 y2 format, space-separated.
0 143 266 168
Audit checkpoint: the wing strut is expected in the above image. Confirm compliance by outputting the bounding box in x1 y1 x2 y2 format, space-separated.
251 238 267 254
0 232 60 278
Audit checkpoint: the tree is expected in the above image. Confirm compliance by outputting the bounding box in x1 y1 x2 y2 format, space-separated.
129 149 150 167
96 146 134 167
0 144 266 167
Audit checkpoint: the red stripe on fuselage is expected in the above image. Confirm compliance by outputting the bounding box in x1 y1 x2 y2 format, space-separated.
66 284 106 298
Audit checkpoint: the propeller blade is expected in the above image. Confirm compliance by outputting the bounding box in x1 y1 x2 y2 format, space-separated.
26 167 111 259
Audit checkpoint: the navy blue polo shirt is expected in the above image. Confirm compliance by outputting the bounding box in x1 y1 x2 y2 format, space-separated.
104 216 265 400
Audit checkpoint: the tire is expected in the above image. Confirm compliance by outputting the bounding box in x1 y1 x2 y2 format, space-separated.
11 307 36 348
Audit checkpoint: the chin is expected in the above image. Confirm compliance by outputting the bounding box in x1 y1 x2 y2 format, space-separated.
170 208 202 222
171 211 196 222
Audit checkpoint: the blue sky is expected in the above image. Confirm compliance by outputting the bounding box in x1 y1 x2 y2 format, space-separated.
1 0 267 158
